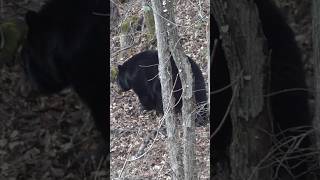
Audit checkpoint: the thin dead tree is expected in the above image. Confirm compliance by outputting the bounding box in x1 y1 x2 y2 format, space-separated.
151 0 197 179
151 0 183 179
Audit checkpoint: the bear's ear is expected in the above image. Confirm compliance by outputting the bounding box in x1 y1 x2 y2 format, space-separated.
25 11 39 28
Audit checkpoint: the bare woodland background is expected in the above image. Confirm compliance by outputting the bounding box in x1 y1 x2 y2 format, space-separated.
110 0 210 179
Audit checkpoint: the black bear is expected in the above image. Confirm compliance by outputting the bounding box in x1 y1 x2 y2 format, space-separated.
117 50 208 126
211 0 312 179
21 0 107 143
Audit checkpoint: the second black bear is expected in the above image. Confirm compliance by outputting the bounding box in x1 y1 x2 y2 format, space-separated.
211 0 312 179
21 0 107 141
117 50 208 126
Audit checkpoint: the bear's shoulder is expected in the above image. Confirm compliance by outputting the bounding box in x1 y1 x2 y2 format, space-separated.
123 50 158 67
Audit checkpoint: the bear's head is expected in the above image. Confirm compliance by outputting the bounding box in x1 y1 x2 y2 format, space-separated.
22 10 70 94
117 64 131 91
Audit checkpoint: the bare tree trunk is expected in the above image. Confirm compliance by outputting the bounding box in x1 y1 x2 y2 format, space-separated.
141 0 156 40
211 1 272 180
110 0 120 30
151 0 183 179
164 2 197 180
152 0 198 179
313 0 320 167
206 17 210 112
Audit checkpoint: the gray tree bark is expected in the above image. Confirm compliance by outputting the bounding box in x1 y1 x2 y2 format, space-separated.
206 17 210 111
151 0 183 179
110 0 120 30
151 0 197 179
164 2 197 180
211 1 272 180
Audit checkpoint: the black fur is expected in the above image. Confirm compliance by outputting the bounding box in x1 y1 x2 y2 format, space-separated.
21 0 107 140
211 0 311 179
117 50 208 126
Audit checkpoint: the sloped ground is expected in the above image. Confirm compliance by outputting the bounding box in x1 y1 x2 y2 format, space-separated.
110 0 210 179
0 0 107 179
